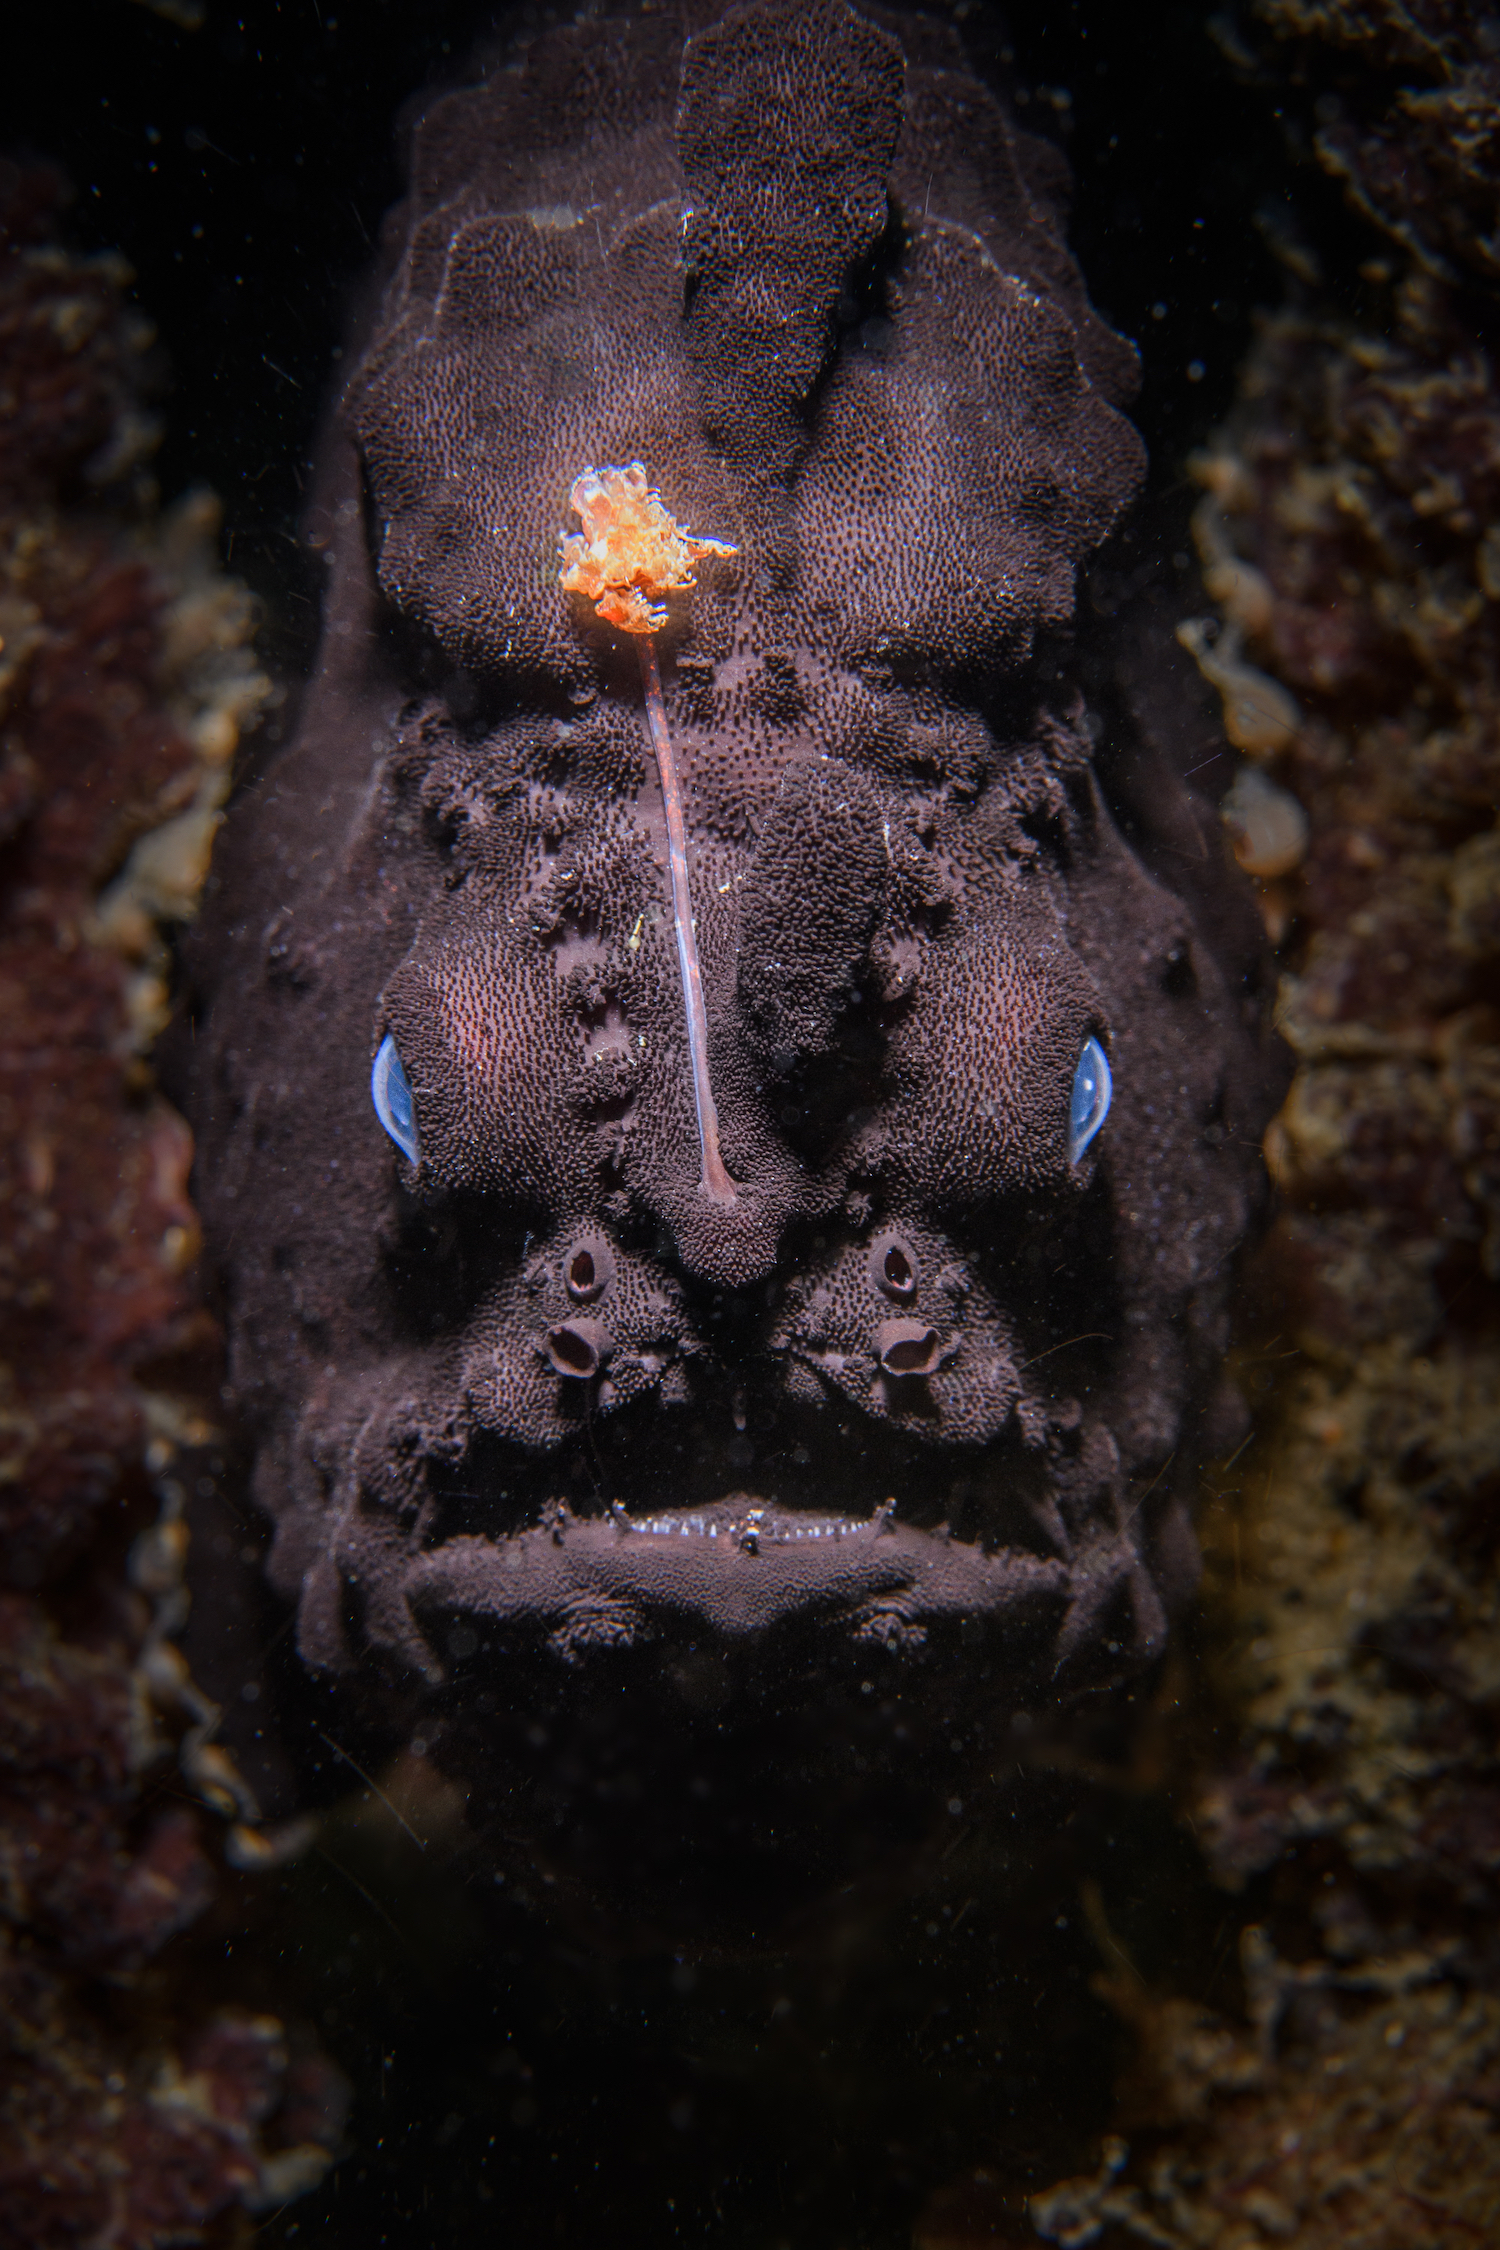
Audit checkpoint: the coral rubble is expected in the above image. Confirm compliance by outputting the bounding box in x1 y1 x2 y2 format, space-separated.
0 165 342 2244
1033 1975 1500 2248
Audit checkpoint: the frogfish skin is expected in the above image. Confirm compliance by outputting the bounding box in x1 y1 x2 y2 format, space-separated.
186 0 1278 1934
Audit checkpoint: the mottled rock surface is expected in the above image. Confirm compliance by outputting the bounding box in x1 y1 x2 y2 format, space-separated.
0 166 342 2248
1012 3 1500 2241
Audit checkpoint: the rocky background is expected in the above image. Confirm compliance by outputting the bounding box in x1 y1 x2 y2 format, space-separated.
3 3 1498 2246
0 166 345 2248
1011 5 1500 2244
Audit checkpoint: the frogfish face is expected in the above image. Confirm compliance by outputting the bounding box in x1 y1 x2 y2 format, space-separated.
190 0 1274 1934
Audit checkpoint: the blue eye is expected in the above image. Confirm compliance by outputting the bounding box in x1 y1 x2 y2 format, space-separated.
1069 1035 1111 1165
371 1032 420 1164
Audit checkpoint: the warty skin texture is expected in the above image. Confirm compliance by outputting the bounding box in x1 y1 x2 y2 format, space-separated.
187 0 1277 1932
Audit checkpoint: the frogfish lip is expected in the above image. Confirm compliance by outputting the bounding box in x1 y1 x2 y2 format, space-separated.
403 1496 1070 1661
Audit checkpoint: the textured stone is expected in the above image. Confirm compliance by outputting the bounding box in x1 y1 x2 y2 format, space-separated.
0 165 339 2249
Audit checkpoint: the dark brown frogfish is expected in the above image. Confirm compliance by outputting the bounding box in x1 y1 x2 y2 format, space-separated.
186 0 1277 1938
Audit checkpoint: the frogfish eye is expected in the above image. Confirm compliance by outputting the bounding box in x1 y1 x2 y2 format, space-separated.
371 1032 420 1164
1068 1034 1112 1165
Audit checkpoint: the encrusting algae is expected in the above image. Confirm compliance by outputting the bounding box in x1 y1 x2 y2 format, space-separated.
560 462 740 1205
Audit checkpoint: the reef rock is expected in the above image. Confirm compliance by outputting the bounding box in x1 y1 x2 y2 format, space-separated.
0 164 343 2245
188 0 1274 1930
1013 3 1500 2236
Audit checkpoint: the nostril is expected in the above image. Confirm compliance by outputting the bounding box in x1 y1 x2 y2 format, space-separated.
883 1244 914 1295
868 1230 919 1303
545 1318 610 1378
563 1234 613 1304
876 1319 941 1377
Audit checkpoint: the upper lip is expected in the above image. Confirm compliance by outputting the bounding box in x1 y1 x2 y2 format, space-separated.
403 1498 1072 1654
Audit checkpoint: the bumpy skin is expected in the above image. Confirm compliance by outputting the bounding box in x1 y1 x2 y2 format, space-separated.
190 1 1273 1926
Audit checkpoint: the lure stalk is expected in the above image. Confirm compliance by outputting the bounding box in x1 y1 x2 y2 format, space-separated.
637 633 736 1204
559 462 740 1206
